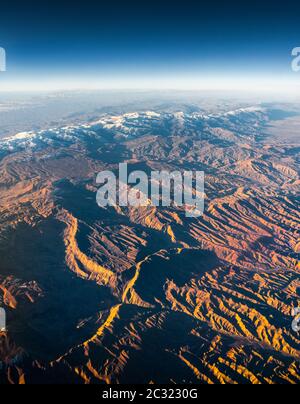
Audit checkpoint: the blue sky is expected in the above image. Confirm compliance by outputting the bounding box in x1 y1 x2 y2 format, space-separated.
1 0 300 91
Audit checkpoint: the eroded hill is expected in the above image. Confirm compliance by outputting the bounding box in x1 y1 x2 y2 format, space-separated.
0 106 299 384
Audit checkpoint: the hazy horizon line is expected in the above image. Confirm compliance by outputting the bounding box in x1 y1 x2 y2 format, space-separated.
0 77 300 96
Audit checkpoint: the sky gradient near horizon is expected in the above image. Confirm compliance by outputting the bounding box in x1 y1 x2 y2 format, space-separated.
1 0 300 92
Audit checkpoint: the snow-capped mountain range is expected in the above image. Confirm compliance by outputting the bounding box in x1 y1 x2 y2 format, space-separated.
0 106 270 156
